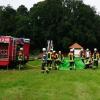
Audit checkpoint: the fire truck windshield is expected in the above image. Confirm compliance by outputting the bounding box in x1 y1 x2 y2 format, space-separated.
0 43 8 59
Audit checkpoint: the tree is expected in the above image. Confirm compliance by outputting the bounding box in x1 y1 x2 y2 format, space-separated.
0 0 100 51
16 5 31 38
0 5 16 35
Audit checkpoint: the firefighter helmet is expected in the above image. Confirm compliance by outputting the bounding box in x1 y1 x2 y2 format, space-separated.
50 48 53 51
53 50 56 53
20 48 23 51
59 51 61 54
42 48 46 52
81 48 83 51
70 48 74 52
86 48 89 51
94 48 97 51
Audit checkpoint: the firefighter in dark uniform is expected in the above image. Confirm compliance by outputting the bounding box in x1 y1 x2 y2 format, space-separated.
80 49 85 63
56 51 63 69
93 48 99 69
53 51 59 70
85 48 93 68
68 49 74 70
58 51 63 61
50 50 56 70
84 57 93 68
18 47 23 70
41 48 49 73
47 49 53 70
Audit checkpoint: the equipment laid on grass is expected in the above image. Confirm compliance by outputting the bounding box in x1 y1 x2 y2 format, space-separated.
0 36 30 69
74 57 85 69
58 58 70 70
58 57 85 70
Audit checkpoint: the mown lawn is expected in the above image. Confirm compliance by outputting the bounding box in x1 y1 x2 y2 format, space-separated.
0 60 100 100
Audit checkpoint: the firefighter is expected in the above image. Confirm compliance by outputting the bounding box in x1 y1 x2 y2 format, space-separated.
18 47 23 70
92 48 99 69
54 51 59 70
80 49 85 63
85 48 93 68
84 57 93 68
68 48 74 70
51 50 58 70
56 51 63 69
85 48 91 59
41 48 49 73
58 51 63 61
47 49 53 70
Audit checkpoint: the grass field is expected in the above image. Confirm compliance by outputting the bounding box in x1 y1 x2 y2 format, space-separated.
0 60 100 100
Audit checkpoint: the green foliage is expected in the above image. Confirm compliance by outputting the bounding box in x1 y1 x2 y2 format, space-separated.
0 5 16 35
0 0 100 51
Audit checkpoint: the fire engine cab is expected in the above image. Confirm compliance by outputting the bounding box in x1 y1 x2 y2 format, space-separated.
0 36 30 68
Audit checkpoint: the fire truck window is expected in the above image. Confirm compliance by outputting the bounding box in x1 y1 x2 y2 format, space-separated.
0 43 8 58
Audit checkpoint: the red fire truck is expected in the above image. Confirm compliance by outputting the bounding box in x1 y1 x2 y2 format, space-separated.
0 36 30 68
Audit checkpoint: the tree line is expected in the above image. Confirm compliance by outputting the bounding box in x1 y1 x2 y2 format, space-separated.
0 0 100 53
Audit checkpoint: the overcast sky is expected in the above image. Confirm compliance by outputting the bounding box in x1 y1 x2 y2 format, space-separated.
0 0 100 12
